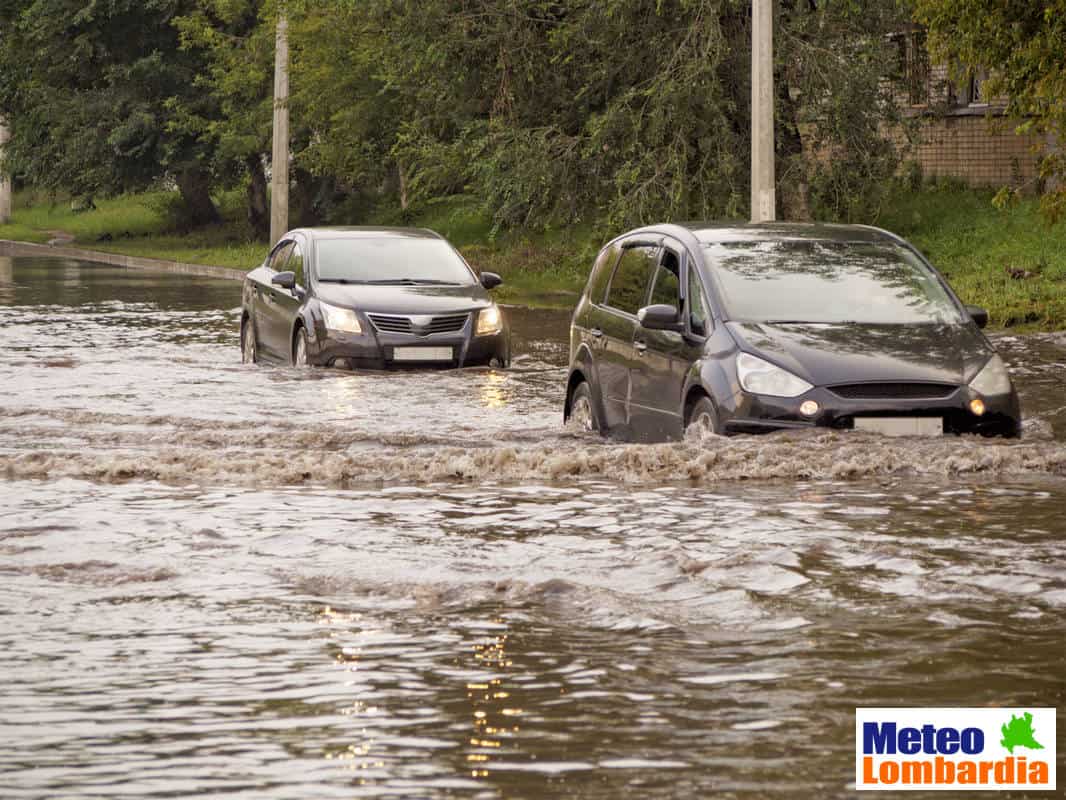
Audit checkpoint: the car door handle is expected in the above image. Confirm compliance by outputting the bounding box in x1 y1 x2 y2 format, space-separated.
589 328 603 339
634 340 648 354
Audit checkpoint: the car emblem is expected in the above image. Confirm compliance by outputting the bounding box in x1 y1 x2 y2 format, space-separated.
409 315 433 336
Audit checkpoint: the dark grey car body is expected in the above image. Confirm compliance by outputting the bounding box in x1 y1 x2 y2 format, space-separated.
240 227 510 369
564 222 1021 441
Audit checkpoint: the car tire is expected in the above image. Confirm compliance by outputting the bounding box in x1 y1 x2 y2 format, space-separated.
568 381 602 434
685 396 721 441
241 318 257 364
293 326 310 367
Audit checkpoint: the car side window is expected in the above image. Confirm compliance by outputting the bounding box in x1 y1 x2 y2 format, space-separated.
605 245 658 316
287 241 305 288
269 241 294 271
687 265 712 337
648 249 681 311
588 243 621 305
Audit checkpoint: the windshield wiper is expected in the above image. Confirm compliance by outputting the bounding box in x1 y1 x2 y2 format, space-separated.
317 278 367 284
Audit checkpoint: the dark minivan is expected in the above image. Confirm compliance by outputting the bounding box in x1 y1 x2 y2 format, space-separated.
240 227 509 369
563 223 1021 441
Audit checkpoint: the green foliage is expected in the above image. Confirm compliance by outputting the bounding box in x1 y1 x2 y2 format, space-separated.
0 0 223 223
912 0 1066 222
878 184 1066 329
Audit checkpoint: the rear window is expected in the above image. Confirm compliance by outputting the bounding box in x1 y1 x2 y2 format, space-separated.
605 245 658 316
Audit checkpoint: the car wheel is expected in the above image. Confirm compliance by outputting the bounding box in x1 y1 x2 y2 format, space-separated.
293 326 310 367
685 396 721 441
241 319 257 364
568 381 601 434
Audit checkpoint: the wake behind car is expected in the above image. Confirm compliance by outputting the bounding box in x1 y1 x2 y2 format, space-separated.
241 227 509 369
564 222 1021 441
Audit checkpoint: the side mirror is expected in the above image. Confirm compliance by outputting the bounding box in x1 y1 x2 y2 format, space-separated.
480 271 503 290
272 271 296 291
637 304 684 332
966 304 989 329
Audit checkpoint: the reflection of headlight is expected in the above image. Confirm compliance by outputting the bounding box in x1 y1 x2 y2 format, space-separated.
969 354 1012 396
476 305 503 336
320 301 362 334
736 352 813 398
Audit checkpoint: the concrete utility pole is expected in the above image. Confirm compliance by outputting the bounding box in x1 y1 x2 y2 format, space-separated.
0 118 12 224
750 0 776 223
270 11 290 246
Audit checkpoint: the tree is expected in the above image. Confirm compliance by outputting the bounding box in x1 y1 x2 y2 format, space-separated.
0 0 222 224
912 0 1066 221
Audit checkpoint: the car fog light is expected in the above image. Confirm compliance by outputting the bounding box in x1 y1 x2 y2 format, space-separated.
800 400 820 417
970 398 986 416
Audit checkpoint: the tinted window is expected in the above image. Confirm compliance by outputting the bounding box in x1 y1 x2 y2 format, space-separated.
288 242 305 287
587 243 620 304
605 245 657 316
687 266 710 336
702 240 965 324
648 249 681 311
269 241 294 271
315 238 476 285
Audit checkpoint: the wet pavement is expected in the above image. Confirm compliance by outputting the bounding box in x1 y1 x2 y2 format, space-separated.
0 256 1064 798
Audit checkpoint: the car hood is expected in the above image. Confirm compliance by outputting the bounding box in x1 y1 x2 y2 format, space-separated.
314 283 494 315
725 321 993 386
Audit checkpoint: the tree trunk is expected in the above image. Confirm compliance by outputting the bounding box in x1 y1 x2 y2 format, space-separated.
776 84 811 222
175 166 221 227
245 154 269 238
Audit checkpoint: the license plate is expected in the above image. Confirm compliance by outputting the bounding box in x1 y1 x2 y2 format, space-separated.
391 346 454 362
854 417 943 437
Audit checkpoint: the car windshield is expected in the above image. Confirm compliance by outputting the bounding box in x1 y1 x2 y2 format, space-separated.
702 239 965 325
314 237 475 285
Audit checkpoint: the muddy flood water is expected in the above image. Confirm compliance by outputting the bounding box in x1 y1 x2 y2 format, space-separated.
1 255 1064 798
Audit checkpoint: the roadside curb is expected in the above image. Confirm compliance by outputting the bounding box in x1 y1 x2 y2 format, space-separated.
0 238 246 282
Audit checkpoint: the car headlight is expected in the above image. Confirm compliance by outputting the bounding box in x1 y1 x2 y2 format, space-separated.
969 354 1012 396
319 301 362 334
476 305 503 336
736 352 813 398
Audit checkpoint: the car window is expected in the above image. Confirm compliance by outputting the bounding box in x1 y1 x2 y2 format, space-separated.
605 245 658 316
688 265 711 336
287 241 305 287
315 238 476 284
269 241 294 271
648 249 681 311
587 243 621 305
702 239 965 324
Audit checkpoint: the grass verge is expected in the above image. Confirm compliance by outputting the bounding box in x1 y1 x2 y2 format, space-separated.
2 185 1064 323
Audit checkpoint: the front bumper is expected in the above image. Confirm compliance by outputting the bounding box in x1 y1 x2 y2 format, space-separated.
307 314 510 370
720 385 1021 438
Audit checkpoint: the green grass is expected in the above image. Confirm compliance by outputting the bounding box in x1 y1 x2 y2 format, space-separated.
0 189 269 270
2 185 1064 320
878 184 1066 330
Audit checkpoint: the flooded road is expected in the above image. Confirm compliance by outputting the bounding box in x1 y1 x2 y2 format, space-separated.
1 255 1064 798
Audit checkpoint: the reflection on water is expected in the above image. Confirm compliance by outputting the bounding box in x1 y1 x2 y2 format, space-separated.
0 256 1064 799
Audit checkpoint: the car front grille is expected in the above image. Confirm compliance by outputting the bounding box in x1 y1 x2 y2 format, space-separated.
367 314 413 334
827 382 958 400
367 313 469 336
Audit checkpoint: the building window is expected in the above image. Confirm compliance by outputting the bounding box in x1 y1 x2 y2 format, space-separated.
904 30 931 106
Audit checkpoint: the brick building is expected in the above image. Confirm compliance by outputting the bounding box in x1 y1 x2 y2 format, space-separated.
891 27 1044 189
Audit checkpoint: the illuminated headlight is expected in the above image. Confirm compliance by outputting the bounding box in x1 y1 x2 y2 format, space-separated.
969 354 1012 396
736 352 813 398
319 301 362 334
476 305 503 336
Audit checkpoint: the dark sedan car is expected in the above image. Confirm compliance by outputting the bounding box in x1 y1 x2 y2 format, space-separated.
240 227 510 369
564 222 1021 441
